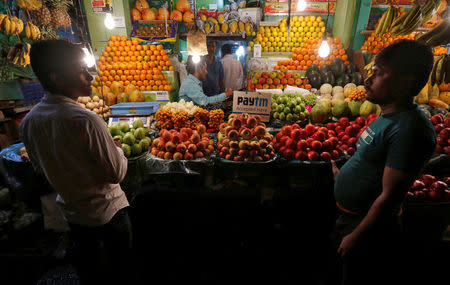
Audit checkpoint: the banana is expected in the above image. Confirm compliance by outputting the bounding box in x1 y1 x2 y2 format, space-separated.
2 16 11 35
436 55 447 85
417 18 450 44
208 17 218 25
11 17 24 35
0 14 7 27
375 9 388 36
430 55 445 86
380 6 394 35
25 22 31 38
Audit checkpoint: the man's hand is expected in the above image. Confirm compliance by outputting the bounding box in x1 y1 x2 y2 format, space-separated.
331 160 340 181
338 232 359 258
225 89 233 98
113 138 122 148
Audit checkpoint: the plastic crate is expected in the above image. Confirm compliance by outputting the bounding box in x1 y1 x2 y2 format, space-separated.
20 81 46 105
110 102 160 115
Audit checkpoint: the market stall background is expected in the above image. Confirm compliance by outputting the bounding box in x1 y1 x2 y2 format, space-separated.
0 0 450 284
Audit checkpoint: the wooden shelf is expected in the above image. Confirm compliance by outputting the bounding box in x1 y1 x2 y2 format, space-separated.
178 33 250 41
12 105 34 114
360 27 432 36
371 4 414 9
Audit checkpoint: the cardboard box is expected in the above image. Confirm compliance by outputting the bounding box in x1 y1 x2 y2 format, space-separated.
239 7 263 25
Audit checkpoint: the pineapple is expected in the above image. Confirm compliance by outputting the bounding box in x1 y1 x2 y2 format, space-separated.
48 0 72 28
40 25 59 39
35 5 52 26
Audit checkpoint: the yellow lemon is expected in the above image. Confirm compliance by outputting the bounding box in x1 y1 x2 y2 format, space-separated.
321 27 326 32
292 16 298 22
263 37 269 42
315 27 321 33
280 36 285 42
249 41 254 47
280 47 286 52
299 16 304 22
298 27 304 33
295 21 300 27
294 32 300 37
312 32 318 38
269 36 274 42
310 16 316 22
316 16 322 22
283 42 289 47
292 27 297 32
301 21 306 27
319 22 325 27
272 31 278 37
266 42 272 47
269 47 274 52
277 42 283 47
263 47 269 52
313 22 318 27
294 42 300 47
306 22 312 27
309 26 315 32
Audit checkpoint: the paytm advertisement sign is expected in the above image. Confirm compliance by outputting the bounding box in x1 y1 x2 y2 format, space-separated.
232 91 272 122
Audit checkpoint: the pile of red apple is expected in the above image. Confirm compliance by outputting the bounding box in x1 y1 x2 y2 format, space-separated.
150 124 214 160
217 113 275 162
429 114 450 155
247 71 312 91
274 114 379 161
407 174 450 201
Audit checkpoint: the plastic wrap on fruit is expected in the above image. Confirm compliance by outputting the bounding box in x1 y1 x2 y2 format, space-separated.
224 4 231 13
145 153 214 175
195 17 205 33
229 0 239 11
227 11 240 22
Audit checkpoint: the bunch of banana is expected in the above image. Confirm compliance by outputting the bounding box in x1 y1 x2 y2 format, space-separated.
25 22 41 40
7 43 31 67
430 54 450 86
421 0 441 25
375 5 398 36
364 61 374 78
390 4 423 35
15 0 43 11
0 14 24 35
416 18 450 47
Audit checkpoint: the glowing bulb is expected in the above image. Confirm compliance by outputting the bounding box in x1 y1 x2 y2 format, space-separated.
297 0 307 11
236 46 244 59
82 47 95 68
318 40 330 58
104 13 115 30
192 54 200 63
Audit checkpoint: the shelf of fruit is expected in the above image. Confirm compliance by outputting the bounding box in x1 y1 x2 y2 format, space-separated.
250 16 327 53
429 113 450 155
274 114 379 163
273 37 350 73
155 100 225 131
108 119 151 159
216 113 276 162
92 81 150 106
93 35 174 91
77 95 111 119
407 174 450 202
271 93 315 123
149 125 214 161
247 71 312 91
361 31 418 54
130 0 194 24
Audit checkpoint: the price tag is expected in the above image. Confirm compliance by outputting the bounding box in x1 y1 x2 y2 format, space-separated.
253 44 261 58
155 91 169 101
113 17 125 28
232 91 272 122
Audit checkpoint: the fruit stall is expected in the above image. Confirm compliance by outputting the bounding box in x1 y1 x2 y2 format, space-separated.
0 0 450 265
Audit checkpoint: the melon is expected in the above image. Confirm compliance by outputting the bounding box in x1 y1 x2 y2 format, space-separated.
349 100 362 118
332 101 350 118
332 86 344 95
359 100 378 117
344 83 357 97
310 104 331 124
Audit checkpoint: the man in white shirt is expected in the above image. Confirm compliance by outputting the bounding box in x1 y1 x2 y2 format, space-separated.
221 44 244 91
20 40 134 285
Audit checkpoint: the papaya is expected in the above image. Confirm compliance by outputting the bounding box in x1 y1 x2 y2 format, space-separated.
349 100 362 118
428 83 440 99
310 104 331 124
332 101 350 118
359 100 378 117
415 83 428 104
439 91 450 105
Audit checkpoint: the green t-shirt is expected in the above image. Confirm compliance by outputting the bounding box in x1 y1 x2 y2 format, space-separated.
334 105 436 214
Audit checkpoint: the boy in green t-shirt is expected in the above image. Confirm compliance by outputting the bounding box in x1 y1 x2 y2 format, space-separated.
331 40 436 285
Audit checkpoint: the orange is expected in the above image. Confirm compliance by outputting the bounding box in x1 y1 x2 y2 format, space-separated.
127 75 133 81
120 41 126 47
150 45 156 51
121 35 127 41
159 60 166 66
139 86 146 91
124 70 130 75
160 49 166 55
146 70 152 75
158 85 164 91
146 50 152 56
164 85 172 91
110 70 116 76
155 80 162 86
149 61 156 68
150 55 156 61
146 74 153 80
126 41 132 46
130 56 137 61
153 50 160 56
143 80 149 86
165 60 171 66
134 75 140 81
108 76 114 81
156 55 162 61
136 45 142 51
136 80 143 86
152 85 158 91
101 76 108 82
140 74 146 81
114 75 120 81
149 80 155 85
143 45 149 51
156 45 163 50
120 75 127 81
169 66 175 71
130 46 136 52
105 81 112 87
146 85 152 91
137 56 143 61
134 51 139 56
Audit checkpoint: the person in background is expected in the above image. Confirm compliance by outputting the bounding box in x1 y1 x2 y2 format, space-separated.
330 40 436 285
202 40 225 96
178 55 232 106
20 40 135 285
221 44 244 91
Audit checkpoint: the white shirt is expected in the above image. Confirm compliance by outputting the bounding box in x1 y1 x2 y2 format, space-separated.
221 54 244 91
20 94 129 227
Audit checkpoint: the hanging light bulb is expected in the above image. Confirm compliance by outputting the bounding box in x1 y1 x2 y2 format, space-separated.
297 0 307 12
82 47 95 68
104 13 115 30
318 36 330 58
192 54 200 64
236 46 244 59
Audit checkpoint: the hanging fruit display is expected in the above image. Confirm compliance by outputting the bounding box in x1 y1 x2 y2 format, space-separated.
361 31 417 54
48 0 72 29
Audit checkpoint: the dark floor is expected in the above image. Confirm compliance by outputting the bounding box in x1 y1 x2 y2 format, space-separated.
1 174 450 285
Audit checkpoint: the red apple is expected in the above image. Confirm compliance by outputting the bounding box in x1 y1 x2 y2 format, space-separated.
420 174 437 186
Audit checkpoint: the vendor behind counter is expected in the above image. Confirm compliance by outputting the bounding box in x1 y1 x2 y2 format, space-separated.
178 55 233 106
